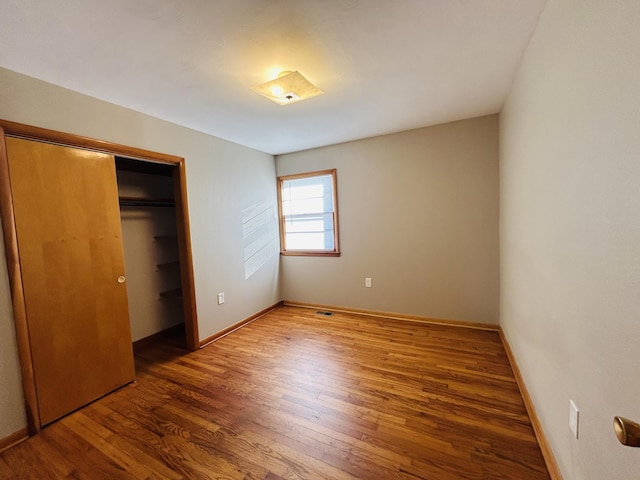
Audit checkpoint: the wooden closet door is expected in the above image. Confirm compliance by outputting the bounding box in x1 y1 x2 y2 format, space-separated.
6 137 134 426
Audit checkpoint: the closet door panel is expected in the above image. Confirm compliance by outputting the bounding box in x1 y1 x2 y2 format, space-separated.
6 137 134 426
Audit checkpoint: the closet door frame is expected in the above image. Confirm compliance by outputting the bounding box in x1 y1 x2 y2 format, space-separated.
0 119 199 435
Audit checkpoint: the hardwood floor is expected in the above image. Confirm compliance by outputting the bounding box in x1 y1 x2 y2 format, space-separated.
0 306 550 479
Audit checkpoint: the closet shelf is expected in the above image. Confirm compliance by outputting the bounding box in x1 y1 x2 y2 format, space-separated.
159 288 182 299
119 196 175 207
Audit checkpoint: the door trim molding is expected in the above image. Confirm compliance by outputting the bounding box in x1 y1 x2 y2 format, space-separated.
0 119 200 434
0 119 183 164
0 127 40 434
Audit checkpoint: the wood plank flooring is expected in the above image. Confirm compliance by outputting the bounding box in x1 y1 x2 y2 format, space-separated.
0 306 550 479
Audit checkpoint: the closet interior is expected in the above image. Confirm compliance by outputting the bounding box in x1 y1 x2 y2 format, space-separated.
115 156 186 348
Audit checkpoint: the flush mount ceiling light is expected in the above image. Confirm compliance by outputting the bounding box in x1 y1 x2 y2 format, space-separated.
251 70 324 105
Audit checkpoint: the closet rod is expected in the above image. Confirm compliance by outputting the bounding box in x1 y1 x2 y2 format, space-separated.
118 196 175 207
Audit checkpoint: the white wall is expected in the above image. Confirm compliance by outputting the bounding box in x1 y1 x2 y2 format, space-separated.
500 0 640 478
277 115 499 324
0 67 281 440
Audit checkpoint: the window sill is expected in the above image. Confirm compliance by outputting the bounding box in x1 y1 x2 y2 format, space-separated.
280 251 341 257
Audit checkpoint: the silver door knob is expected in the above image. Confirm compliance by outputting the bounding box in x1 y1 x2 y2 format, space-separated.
117 276 126 284
614 416 640 447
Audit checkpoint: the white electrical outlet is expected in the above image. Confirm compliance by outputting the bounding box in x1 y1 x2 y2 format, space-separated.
217 292 225 305
569 400 579 439
365 277 372 288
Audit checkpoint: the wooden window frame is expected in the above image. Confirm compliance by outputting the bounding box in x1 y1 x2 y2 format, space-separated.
277 169 340 257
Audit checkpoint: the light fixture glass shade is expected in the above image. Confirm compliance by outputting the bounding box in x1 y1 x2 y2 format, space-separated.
251 71 324 105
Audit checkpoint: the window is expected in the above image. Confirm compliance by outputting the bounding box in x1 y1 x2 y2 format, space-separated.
277 169 340 256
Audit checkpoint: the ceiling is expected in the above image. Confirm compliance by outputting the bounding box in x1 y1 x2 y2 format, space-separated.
0 0 547 155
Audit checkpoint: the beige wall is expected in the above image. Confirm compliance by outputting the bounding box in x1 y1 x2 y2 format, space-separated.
500 0 640 478
277 115 499 324
0 67 281 440
0 220 27 437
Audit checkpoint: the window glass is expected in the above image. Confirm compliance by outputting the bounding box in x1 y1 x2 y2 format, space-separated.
277 169 340 256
